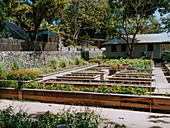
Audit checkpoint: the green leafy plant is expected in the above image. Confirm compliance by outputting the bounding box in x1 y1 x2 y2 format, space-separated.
24 82 43 89
7 70 39 80
59 56 70 68
0 80 18 88
11 58 21 70
0 62 8 79
0 106 33 128
74 56 83 65
0 106 103 128
49 57 59 69
33 108 102 128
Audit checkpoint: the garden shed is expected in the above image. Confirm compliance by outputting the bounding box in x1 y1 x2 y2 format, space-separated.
103 33 170 59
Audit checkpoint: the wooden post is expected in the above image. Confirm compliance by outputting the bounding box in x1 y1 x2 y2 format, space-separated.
17 90 23 100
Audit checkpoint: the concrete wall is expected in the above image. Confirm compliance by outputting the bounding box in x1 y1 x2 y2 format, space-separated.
0 49 102 69
106 44 168 59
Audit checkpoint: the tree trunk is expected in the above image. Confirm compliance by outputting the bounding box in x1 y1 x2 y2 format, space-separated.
34 25 39 42
130 47 134 59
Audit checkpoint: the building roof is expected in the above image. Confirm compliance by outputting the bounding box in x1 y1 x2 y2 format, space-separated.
0 21 29 40
30 29 57 36
103 34 170 45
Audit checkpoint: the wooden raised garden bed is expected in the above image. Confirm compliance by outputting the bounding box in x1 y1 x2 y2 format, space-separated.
108 76 155 82
40 80 155 92
71 71 108 80
41 78 153 86
38 64 98 79
1 88 170 113
56 75 100 80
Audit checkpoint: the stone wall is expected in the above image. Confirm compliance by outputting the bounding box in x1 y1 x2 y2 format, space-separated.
0 50 102 68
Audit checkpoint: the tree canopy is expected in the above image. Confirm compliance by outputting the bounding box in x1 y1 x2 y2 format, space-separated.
7 0 68 41
0 0 12 34
3 0 170 51
108 0 170 58
56 0 114 46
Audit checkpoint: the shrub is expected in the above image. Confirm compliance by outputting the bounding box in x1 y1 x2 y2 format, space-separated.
74 56 83 65
33 108 102 128
24 82 43 89
0 106 103 128
0 106 33 128
7 70 39 80
0 80 18 88
59 56 70 68
0 62 8 79
49 57 59 69
73 56 88 65
11 58 21 70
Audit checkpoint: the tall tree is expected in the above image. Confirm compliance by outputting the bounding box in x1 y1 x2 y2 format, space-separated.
141 18 163 34
7 0 68 41
0 0 12 34
108 0 169 58
57 0 114 46
161 14 170 33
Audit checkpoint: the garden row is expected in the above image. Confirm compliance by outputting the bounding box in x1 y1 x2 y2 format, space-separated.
1 87 170 113
1 58 164 113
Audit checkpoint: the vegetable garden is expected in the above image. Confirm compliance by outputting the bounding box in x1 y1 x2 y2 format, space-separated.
1 57 170 113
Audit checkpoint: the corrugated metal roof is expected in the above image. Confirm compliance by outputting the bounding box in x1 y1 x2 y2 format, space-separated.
103 34 170 45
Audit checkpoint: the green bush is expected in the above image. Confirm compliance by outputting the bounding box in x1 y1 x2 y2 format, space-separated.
11 58 21 70
49 57 59 69
7 70 39 80
0 106 103 128
24 82 43 89
0 62 8 79
0 80 18 88
74 56 83 65
33 108 102 128
0 106 33 128
59 56 70 68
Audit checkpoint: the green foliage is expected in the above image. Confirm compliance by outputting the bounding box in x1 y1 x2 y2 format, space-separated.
7 0 68 41
11 58 21 70
59 56 70 68
100 59 152 68
49 57 59 69
58 0 115 45
32 66 54 74
93 55 106 59
163 56 170 62
0 62 8 79
43 84 148 95
0 106 103 128
7 70 39 80
74 56 82 65
161 16 170 33
108 0 169 58
0 80 18 88
24 82 43 89
73 56 88 65
0 0 12 34
165 93 170 97
33 108 102 128
0 106 33 128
